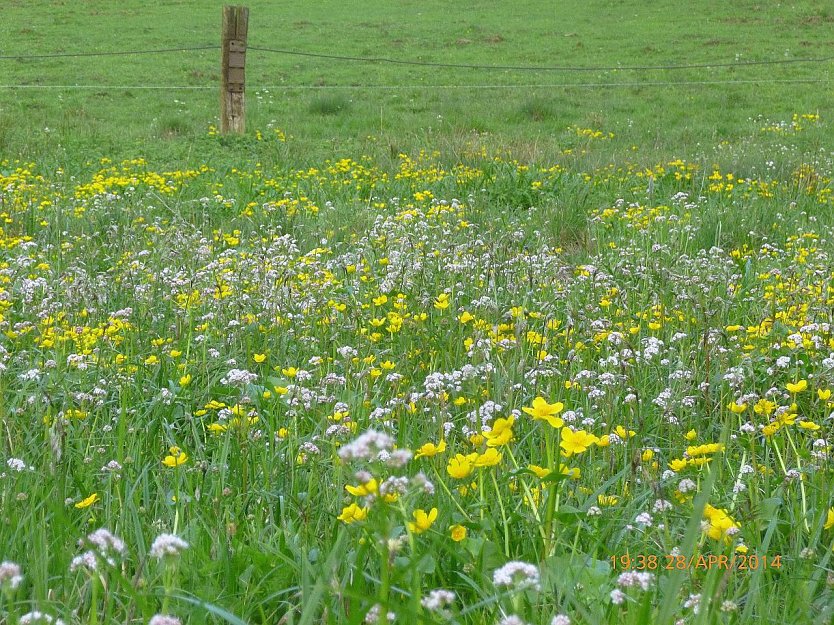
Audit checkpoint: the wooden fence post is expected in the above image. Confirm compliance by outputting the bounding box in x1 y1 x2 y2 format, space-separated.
221 5 248 134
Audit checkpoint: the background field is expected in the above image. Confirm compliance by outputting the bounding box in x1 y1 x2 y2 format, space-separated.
0 0 832 169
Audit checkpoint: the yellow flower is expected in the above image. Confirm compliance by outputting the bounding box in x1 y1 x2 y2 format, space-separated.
684 429 697 441
179 374 192 387
434 293 450 310
753 399 777 416
762 422 781 438
598 494 619 506
614 425 636 439
522 397 564 428
560 464 581 479
527 464 551 479
668 458 688 472
559 429 599 456
345 479 378 497
458 311 474 324
473 448 502 467
337 503 368 524
449 524 467 541
727 401 747 414
408 508 438 534
281 367 298 378
75 493 99 509
799 420 821 431
415 440 447 459
253 353 267 363
703 504 740 544
786 380 808 394
447 454 475 479
162 446 188 468
483 416 514 447
686 443 724 457
818 389 832 401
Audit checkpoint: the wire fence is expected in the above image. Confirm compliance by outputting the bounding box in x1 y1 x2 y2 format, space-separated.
0 43 830 90
0 78 828 91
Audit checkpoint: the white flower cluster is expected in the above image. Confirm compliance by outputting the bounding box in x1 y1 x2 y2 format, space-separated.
0 560 23 589
19 612 66 625
421 589 455 617
492 561 541 592
220 368 258 386
338 430 394 462
71 528 126 573
149 615 182 625
149 533 190 559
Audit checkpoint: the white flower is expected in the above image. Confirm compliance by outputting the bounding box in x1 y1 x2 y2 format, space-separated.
492 561 541 591
19 612 65 625
0 561 23 589
421 589 455 612
85 528 126 555
497 617 527 625
6 458 26 472
149 616 182 625
149 533 189 559
551 615 571 625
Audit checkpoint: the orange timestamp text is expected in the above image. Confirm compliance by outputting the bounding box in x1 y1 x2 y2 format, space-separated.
610 553 782 571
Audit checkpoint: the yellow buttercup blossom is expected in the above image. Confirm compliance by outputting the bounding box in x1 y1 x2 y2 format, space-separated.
75 493 99 509
483 416 514 447
345 479 378 497
686 443 724 457
522 396 564 428
527 464 551 479
253 353 267 363
473 448 502 467
786 380 808 394
824 508 834 530
408 508 438 534
447 454 475 479
449 524 467 541
560 464 581 479
762 422 781 438
560 429 599 456
162 446 188 468
753 399 777 416
727 401 747 414
818 389 832 401
415 440 447 459
703 504 740 544
338 503 368 524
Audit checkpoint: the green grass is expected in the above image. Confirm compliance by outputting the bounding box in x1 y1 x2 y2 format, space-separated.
0 0 832 168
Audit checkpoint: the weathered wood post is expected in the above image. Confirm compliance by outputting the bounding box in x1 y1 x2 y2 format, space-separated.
221 5 248 134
